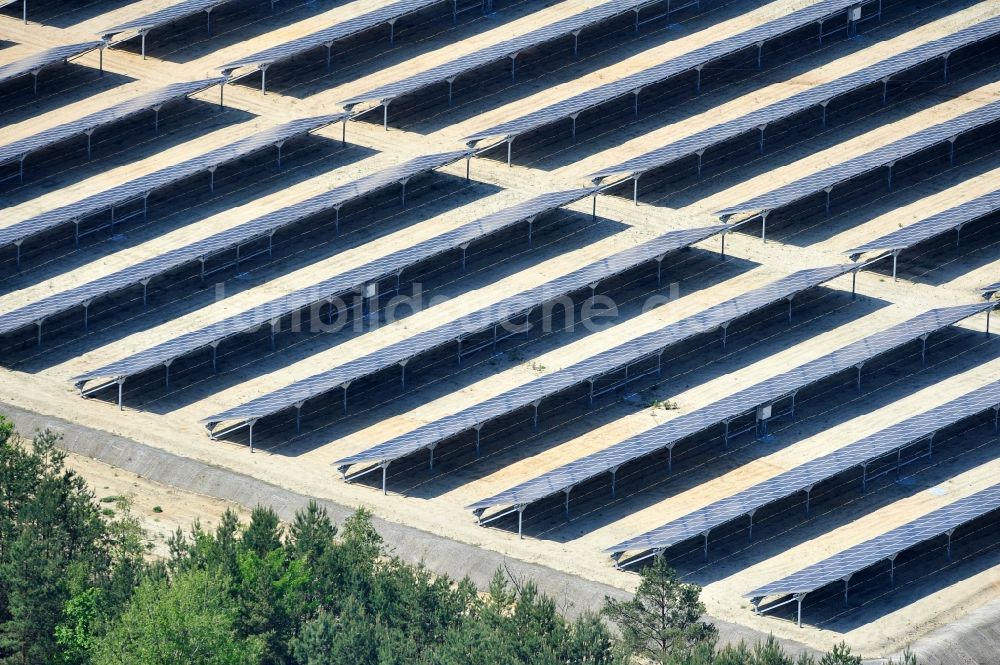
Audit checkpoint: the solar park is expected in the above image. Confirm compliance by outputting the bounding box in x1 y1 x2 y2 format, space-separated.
1 0 1000 656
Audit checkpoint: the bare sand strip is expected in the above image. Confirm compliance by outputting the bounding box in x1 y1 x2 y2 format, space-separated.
0 118 265 229
0 150 405 312
444 0 828 142
827 163 1000 255
568 2 1000 181
190 225 677 417
49 188 526 378
693 78 1000 215
594 356 1000 545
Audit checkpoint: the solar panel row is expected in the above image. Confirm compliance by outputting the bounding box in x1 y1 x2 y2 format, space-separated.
336 263 854 489
746 481 1000 626
983 280 1000 299
101 0 242 57
71 187 595 392
0 151 468 344
466 302 994 534
0 41 105 88
219 0 448 88
606 377 1000 563
202 224 725 443
0 114 346 269
589 14 1000 186
715 97 1000 224
340 0 705 122
845 187 1000 278
464 0 878 151
0 78 226 182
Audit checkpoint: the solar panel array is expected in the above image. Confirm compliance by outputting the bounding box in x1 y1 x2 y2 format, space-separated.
589 14 1000 182
607 378 1000 557
716 98 1000 219
219 0 445 78
203 224 724 430
72 187 595 388
0 41 105 86
466 302 994 515
0 150 467 338
6 0 1000 625
0 78 225 167
745 481 1000 600
0 114 346 252
338 263 853 479
464 0 875 146
100 0 239 39
846 187 1000 259
341 0 692 111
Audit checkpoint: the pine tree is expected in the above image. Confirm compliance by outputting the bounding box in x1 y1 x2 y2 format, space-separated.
602 557 717 664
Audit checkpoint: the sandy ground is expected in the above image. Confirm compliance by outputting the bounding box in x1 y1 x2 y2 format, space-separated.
1 0 999 658
64 449 251 559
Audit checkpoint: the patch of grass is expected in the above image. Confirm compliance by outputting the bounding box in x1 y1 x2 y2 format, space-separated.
101 507 115 517
648 397 679 411
152 506 163 513
100 495 123 503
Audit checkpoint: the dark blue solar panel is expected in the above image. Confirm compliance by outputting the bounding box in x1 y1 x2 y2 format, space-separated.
467 302 994 513
465 0 873 145
203 224 725 429
589 15 1000 181
100 0 238 38
219 0 444 77
746 481 1000 599
71 187 594 386
0 114 345 251
608 378 1000 555
0 151 467 338
0 78 225 166
338 263 855 476
0 41 105 86
341 0 722 110
716 98 1000 219
846 187 1000 258
983 280 1000 299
